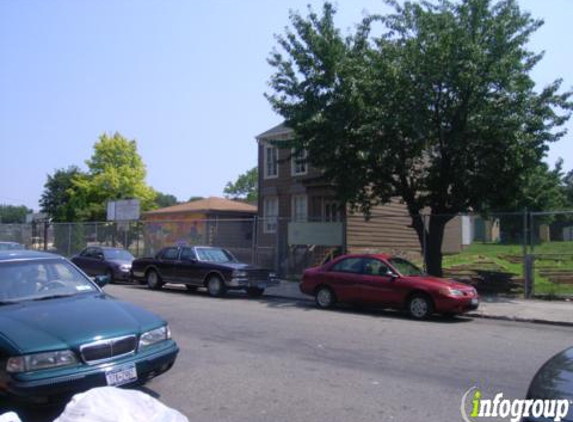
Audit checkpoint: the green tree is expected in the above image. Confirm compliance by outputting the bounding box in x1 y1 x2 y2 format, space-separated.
224 167 258 202
154 191 179 208
73 132 156 221
39 166 86 222
0 204 32 224
267 1 572 275
188 196 204 202
515 160 566 212
563 168 573 208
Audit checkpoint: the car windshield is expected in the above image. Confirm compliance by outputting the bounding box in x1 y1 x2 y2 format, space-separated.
0 259 97 303
388 257 424 276
103 249 134 261
195 247 237 263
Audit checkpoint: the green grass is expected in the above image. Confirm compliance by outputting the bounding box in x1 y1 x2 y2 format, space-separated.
442 242 573 297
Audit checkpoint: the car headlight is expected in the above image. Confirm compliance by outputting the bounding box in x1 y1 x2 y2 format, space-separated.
439 288 464 298
139 325 171 349
269 272 277 278
119 264 131 271
232 270 247 278
7 350 78 373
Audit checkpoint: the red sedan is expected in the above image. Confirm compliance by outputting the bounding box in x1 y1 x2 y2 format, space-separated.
300 254 479 319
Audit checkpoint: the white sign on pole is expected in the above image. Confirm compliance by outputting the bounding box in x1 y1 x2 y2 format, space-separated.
106 199 140 221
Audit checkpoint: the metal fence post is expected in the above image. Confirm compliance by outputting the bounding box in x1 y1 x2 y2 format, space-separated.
251 216 257 265
524 254 534 298
67 224 72 257
422 214 427 273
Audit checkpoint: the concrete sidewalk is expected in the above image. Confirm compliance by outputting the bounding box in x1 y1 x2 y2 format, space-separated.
265 281 573 326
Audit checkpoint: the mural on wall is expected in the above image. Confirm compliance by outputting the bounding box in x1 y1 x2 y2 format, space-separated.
144 220 207 255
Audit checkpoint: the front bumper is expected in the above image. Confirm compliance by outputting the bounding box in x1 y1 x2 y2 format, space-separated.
113 267 132 281
226 277 280 289
4 340 178 404
435 296 480 314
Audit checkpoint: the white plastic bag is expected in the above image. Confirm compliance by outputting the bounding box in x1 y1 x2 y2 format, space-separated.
54 387 188 422
0 412 21 422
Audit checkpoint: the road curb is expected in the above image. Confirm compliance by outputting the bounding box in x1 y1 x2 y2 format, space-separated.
466 312 573 328
266 290 573 327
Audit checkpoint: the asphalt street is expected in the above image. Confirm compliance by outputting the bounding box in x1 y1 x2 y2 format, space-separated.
7 284 573 422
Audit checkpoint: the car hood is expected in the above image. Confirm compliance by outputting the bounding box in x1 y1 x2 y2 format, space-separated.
0 294 163 355
528 347 573 401
402 275 474 291
107 259 132 266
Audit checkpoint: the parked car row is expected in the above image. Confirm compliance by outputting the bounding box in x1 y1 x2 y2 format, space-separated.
71 244 480 320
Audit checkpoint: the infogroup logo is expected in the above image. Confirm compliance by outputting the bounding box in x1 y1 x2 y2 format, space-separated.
461 387 570 422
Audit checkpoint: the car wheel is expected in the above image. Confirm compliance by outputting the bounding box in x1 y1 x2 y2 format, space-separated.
315 286 336 309
246 287 264 298
186 285 198 293
407 294 434 319
146 269 164 290
105 269 114 284
207 275 226 297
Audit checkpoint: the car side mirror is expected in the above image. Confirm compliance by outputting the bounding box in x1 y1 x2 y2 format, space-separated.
188 258 197 264
385 270 398 280
93 274 110 288
96 254 104 261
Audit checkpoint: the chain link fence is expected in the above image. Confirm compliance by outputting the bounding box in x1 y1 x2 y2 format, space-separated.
2 210 573 298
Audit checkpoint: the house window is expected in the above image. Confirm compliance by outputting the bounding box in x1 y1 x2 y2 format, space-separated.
292 194 308 222
264 145 278 179
263 197 278 233
323 200 341 222
291 148 308 176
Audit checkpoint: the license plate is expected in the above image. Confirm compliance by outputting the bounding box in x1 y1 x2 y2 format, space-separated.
105 363 137 387
471 298 479 305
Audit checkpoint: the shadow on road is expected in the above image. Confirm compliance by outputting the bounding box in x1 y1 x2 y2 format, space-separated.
124 283 474 325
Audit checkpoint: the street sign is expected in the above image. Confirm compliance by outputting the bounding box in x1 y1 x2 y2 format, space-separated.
107 199 140 221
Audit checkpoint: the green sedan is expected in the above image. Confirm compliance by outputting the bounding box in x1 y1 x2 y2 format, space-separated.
0 250 178 404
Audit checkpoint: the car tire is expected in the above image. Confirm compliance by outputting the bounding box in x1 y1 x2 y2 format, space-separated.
186 285 198 293
246 287 264 298
207 275 226 297
407 293 434 320
146 269 164 290
315 286 336 309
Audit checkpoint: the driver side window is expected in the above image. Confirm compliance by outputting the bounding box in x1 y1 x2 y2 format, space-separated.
331 258 363 274
180 247 196 261
160 247 180 260
361 258 390 276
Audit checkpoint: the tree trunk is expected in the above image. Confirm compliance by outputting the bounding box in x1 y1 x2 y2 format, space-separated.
411 213 453 277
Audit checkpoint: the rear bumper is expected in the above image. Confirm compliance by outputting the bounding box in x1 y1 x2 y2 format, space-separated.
4 340 178 404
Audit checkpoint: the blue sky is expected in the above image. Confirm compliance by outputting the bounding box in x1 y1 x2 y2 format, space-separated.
1 0 571 211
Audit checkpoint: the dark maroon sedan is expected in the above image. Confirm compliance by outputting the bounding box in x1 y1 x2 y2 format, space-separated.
300 254 479 319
